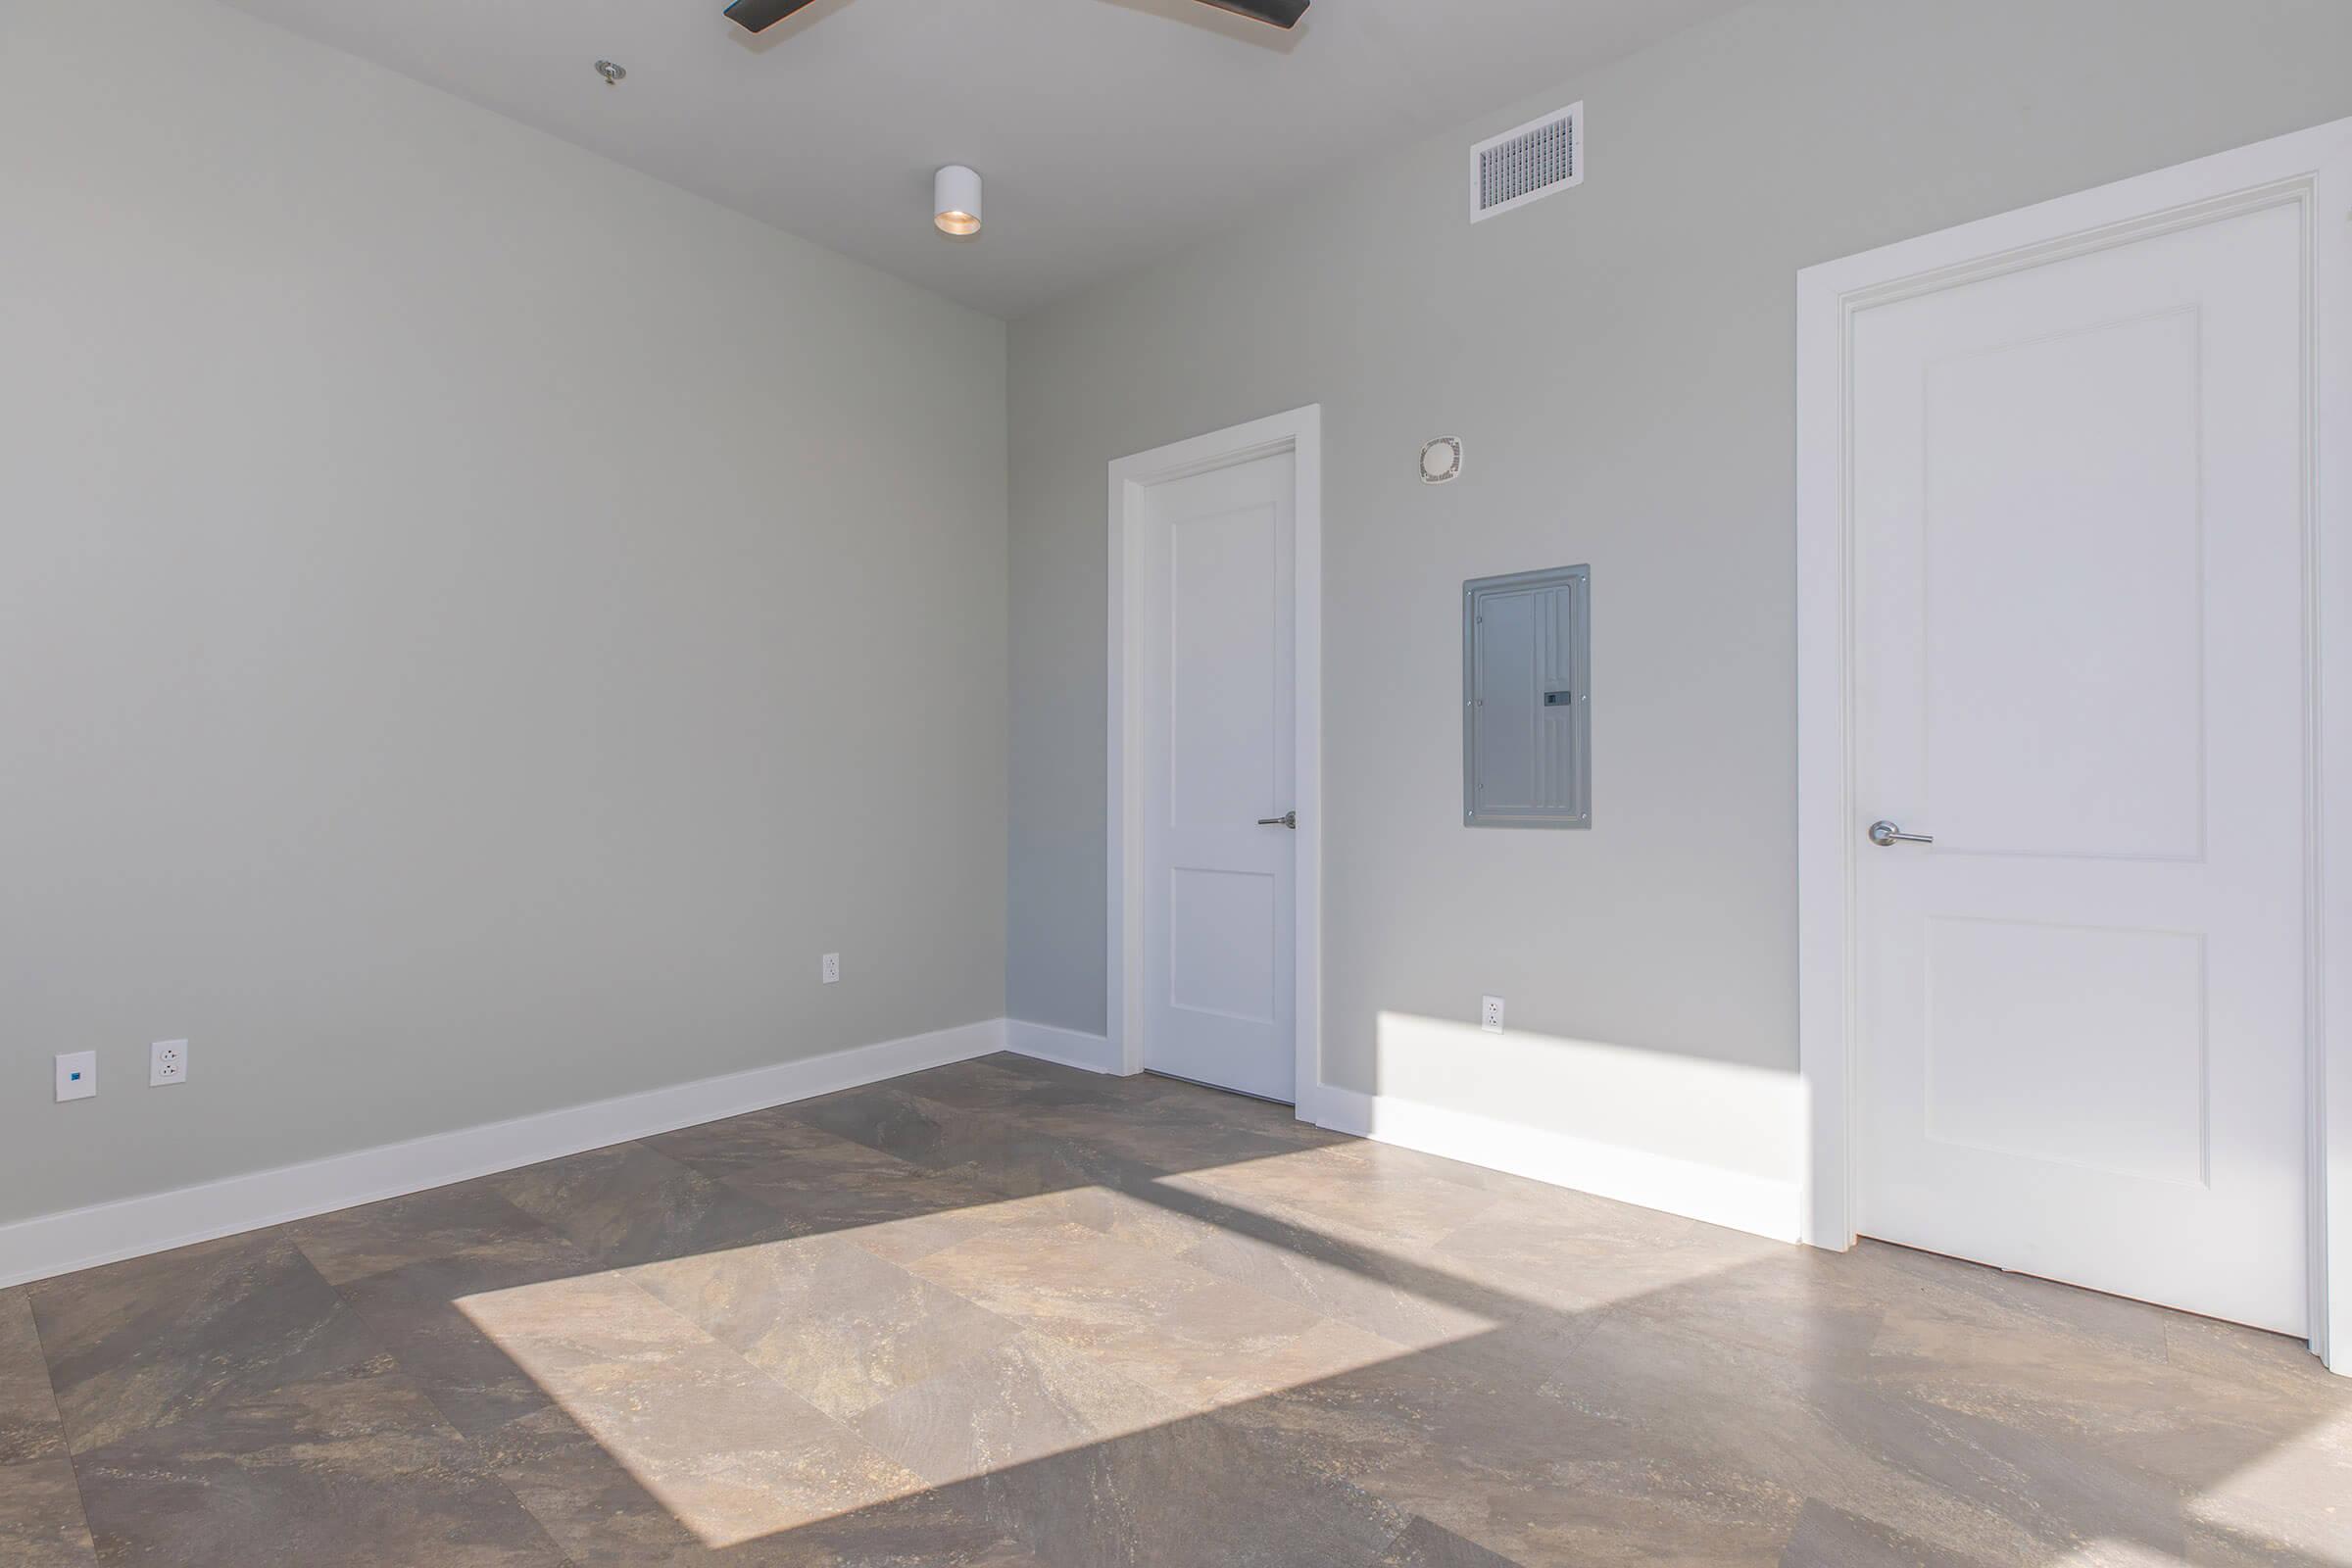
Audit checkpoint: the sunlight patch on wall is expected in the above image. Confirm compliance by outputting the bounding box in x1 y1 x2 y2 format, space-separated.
1348 1010 1808 1242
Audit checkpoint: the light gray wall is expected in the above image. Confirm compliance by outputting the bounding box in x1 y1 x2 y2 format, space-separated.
0 0 1007 1224
1006 0 2352 1141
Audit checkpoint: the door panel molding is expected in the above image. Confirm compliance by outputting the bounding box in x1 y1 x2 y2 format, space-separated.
1108 406 1322 1117
1797 118 2352 1370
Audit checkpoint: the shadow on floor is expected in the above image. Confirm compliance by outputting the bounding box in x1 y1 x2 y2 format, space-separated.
8 1052 2349 1567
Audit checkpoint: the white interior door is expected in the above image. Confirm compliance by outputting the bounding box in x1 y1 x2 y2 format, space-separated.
1850 199 2309 1333
1141 451 1297 1102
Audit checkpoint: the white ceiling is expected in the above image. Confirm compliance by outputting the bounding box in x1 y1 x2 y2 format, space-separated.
217 0 1743 318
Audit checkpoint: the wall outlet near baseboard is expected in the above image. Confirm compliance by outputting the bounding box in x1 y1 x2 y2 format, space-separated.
55 1051 97 1102
1481 995 1505 1034
822 953 841 985
150 1039 188 1087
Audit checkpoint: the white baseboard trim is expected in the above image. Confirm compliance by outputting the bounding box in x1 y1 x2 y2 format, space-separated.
0 1018 1007 1291
1308 1084 1804 1244
1003 1019 1120 1075
0 1025 1807 1290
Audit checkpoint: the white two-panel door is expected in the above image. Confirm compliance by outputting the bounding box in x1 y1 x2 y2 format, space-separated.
1140 451 1297 1102
1851 198 2309 1333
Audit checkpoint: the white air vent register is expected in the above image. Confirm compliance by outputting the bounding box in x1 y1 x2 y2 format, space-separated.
1472 102 1583 221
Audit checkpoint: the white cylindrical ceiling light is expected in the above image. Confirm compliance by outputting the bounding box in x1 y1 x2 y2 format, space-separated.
934 165 982 237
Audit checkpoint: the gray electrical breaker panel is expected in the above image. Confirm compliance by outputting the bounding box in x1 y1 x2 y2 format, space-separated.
1464 564 1591 828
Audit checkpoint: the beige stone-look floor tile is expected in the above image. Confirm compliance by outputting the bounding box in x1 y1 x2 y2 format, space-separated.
449 1264 725 1378
1212 1315 1414 1402
1776 1499 1997 1566
455 1266 925 1548
898 1219 1196 1312
1838 1244 2323 1543
2161 1322 2352 1568
1812 1373 2188 1562
0 1455 97 1566
923 1120 1175 1204
1864 1294 2187 1454
0 1290 66 1465
1856 1240 2178 1357
648 1107 926 1182
1434 1446 1801 1568
28 1230 393 1455
792 1084 972 1165
1600 1231 1883 1370
1160 1143 1512 1246
1374 1516 1527 1568
570 1363 920 1550
27 1227 568 1566
489 1140 800 1267
903 1220 1332 1404
956 1401 1410 1568
290 1176 566 1287
485 1401 1050 1567
894 1054 1177 1117
2156 1312 2352 1528
1012 1100 1346 1182
630 1232 1022 1420
1428 1183 1764 1314
12 1057 2347 1568
833 1176 1221 1271
722 1139 1013 1238
1241 1285 1952 1567
318 1227 606 1439
1316 1134 1551 1198
1024 1180 1235 1254
850 1329 1186 1489
841 1184 1094 1266
1555 1244 2209 1563
286 1178 622 1440
1173 1194 1499 1348
66 1362 568 1568
1544 1304 2060 1566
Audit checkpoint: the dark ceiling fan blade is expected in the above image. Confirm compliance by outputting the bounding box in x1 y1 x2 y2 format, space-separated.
723 0 823 33
1193 0 1310 25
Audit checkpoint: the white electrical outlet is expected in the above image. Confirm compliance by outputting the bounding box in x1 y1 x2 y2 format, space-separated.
822 953 841 985
150 1039 188 1087
1481 995 1505 1034
55 1051 97 1102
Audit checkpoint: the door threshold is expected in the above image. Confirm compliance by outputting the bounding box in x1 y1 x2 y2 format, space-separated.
1143 1069 1294 1108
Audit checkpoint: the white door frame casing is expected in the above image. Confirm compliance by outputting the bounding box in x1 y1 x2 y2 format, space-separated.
1107 405 1323 1117
1796 117 2352 1370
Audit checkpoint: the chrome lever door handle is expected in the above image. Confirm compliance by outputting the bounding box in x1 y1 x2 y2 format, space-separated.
1868 819 1934 848
1256 811 1298 829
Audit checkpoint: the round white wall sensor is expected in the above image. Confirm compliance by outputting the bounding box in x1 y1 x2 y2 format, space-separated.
1420 437 1463 484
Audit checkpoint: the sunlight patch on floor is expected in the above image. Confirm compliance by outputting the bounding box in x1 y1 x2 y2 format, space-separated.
456 1178 1496 1548
1154 1137 1786 1317
2188 1404 2352 1566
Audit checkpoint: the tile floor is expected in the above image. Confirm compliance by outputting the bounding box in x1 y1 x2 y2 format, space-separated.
3 1052 2348 1566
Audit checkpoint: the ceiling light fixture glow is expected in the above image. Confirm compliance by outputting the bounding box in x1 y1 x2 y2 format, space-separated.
934 166 982 237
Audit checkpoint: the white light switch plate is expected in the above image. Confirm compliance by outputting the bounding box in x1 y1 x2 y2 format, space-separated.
56 1051 97 1102
151 1039 188 1087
